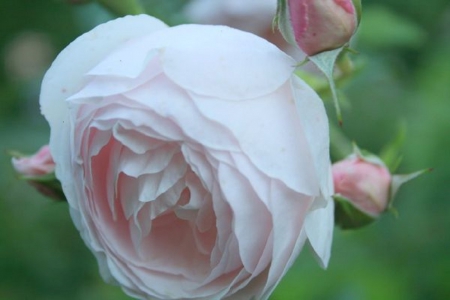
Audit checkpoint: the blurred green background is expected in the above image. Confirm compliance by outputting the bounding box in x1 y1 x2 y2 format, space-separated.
0 0 449 299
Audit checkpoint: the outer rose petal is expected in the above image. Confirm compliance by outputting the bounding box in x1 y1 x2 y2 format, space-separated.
40 13 168 284
40 15 167 207
40 15 333 300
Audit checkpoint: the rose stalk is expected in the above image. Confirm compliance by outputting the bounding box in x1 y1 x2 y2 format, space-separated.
39 15 334 300
276 0 362 125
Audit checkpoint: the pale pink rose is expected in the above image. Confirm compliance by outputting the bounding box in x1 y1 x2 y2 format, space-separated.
333 157 391 216
279 0 359 55
12 145 55 176
40 15 333 300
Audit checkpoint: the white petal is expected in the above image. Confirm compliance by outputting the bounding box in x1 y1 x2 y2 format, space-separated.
291 76 333 199
190 84 320 196
218 163 272 273
161 24 295 100
263 180 313 295
40 15 168 210
69 51 162 100
87 46 159 79
71 23 294 101
125 75 241 152
305 196 334 268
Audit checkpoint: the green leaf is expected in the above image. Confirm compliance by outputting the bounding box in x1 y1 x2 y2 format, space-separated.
275 0 295 45
379 121 407 172
20 173 66 201
352 0 362 24
389 168 432 208
27 180 67 201
308 47 346 125
352 143 387 167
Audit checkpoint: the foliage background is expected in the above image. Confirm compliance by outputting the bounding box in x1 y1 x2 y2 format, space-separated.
0 0 449 299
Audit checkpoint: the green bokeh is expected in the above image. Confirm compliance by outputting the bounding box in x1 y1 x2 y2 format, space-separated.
1 0 449 299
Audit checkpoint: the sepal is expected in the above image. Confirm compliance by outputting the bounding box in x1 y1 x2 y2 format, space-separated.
334 195 376 229
19 173 67 201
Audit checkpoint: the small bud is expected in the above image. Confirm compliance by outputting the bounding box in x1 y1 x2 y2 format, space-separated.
277 0 360 56
332 144 429 229
11 146 65 201
12 145 55 176
333 156 391 217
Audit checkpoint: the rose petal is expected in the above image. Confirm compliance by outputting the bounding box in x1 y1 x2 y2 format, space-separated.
80 24 295 101
263 180 313 296
218 163 272 273
161 25 295 100
40 15 168 209
304 197 334 268
291 76 333 200
68 52 163 100
189 84 321 196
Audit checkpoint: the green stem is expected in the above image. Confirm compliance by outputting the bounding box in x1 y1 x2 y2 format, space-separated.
328 77 343 126
330 123 352 160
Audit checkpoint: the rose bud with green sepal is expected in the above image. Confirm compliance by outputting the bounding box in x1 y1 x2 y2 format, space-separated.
332 145 429 229
276 0 361 56
11 145 66 201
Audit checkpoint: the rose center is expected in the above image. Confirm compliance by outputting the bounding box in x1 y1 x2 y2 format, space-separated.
87 129 218 281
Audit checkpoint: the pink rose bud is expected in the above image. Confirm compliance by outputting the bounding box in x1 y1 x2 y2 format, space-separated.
278 0 361 55
332 157 391 217
11 146 65 201
12 145 55 176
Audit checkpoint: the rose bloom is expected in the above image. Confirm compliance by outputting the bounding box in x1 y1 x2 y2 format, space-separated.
40 15 333 299
333 157 391 216
12 145 55 176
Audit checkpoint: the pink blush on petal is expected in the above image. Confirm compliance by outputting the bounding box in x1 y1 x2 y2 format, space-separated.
334 0 355 14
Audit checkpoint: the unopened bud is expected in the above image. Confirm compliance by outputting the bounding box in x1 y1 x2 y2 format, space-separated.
11 146 65 201
12 145 55 176
333 156 391 217
332 144 429 229
277 0 361 55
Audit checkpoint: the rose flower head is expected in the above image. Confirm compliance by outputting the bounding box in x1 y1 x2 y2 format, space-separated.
277 0 361 55
40 15 334 300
